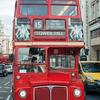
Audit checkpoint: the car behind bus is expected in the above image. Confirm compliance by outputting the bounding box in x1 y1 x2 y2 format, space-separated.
79 61 100 92
0 64 8 76
5 64 13 74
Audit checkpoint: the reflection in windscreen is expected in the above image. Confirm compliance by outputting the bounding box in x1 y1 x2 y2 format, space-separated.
81 63 100 72
18 47 46 73
50 55 75 69
52 0 76 4
51 6 77 16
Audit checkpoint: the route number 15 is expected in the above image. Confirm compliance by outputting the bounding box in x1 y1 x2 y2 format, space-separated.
34 20 43 30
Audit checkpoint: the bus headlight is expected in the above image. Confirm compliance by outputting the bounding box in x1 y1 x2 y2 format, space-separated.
19 90 27 98
74 88 81 97
16 75 21 80
86 75 93 82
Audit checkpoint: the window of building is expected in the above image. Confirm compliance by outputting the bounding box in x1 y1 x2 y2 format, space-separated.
97 50 100 61
91 3 95 19
96 0 99 17
91 28 100 39
91 0 99 19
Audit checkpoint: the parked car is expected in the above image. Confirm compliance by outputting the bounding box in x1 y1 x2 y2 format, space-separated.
79 61 100 92
0 64 8 76
5 64 13 74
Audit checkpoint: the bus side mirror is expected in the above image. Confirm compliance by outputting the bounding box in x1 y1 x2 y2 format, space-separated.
9 54 14 62
78 65 82 74
79 70 82 74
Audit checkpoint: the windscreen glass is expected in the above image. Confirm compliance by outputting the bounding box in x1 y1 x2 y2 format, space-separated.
81 63 100 72
50 55 75 69
18 47 46 73
49 48 76 70
21 5 47 16
51 5 77 16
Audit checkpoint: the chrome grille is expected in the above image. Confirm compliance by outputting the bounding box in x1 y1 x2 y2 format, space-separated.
34 86 68 100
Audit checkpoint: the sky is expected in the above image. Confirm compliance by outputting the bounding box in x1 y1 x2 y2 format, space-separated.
0 0 16 37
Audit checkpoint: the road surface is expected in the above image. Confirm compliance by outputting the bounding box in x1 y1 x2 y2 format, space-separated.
0 74 100 100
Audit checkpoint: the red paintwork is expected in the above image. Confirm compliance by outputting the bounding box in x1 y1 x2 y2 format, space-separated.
13 0 85 100
35 87 50 100
52 87 67 100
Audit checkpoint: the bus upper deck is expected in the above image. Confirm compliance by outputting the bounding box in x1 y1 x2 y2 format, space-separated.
14 0 83 43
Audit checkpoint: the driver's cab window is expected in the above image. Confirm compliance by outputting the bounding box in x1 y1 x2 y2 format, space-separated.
18 47 46 73
18 47 45 64
50 55 75 69
49 48 75 70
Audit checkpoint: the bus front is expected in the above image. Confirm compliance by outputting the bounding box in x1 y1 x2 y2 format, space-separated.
13 0 85 100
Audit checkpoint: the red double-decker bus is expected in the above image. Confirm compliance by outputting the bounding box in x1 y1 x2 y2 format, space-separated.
12 0 85 100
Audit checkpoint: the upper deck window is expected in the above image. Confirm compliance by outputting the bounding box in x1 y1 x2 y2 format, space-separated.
51 5 77 16
21 0 46 4
21 5 47 16
20 0 77 16
52 0 76 4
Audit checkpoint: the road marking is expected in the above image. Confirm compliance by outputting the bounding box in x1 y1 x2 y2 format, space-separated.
0 97 4 99
0 91 8 92
4 82 10 86
10 89 12 93
0 87 2 88
4 87 10 89
7 95 11 100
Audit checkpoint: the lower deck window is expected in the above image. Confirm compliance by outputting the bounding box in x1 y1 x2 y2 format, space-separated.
18 47 46 73
18 64 46 73
50 55 75 69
